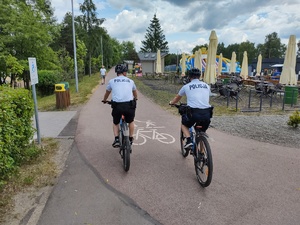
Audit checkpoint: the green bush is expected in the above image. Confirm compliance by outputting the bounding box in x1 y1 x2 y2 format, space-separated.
36 70 62 96
0 86 35 181
287 111 300 128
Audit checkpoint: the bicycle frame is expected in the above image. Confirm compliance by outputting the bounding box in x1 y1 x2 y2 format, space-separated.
120 115 129 138
189 127 196 153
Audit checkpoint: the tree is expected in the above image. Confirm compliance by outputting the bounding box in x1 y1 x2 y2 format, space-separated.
0 0 58 88
109 38 122 65
140 14 169 53
79 0 105 76
5 54 24 87
165 53 177 66
238 41 257 64
121 41 139 62
222 43 239 60
217 42 226 55
56 13 74 56
260 32 286 58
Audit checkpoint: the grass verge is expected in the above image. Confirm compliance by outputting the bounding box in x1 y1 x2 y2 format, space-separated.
0 138 59 224
38 73 100 111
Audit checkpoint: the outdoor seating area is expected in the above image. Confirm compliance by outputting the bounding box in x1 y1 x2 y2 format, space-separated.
139 69 300 113
211 73 299 112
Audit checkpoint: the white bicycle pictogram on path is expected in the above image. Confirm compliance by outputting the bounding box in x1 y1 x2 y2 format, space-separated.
133 120 175 146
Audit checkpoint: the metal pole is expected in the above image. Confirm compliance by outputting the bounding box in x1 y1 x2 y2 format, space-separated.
71 0 79 92
32 84 41 144
101 35 103 66
176 50 178 72
259 91 263 111
235 92 238 111
248 89 251 108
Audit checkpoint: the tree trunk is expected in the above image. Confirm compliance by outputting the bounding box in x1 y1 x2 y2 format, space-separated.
89 52 91 76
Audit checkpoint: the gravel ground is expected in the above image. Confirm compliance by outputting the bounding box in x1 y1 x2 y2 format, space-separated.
211 115 300 149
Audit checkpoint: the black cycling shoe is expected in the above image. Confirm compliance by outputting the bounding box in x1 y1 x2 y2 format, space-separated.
112 139 120 148
184 141 193 150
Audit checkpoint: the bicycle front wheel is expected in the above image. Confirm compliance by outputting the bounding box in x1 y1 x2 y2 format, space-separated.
180 130 189 157
194 135 213 187
123 136 131 172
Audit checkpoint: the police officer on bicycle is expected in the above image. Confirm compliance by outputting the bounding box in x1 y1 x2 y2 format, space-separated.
169 68 212 150
102 64 138 148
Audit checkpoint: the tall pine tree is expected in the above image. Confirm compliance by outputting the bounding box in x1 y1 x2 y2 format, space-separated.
140 14 168 53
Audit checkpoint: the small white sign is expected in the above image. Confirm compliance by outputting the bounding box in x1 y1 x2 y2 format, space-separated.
28 57 38 85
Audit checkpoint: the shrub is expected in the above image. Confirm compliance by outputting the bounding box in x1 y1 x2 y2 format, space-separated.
287 111 300 128
0 86 35 181
36 70 62 96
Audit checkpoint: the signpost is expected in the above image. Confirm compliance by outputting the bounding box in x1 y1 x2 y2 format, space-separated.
28 57 41 144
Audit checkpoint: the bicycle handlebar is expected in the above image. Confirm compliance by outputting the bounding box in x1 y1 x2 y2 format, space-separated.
169 102 187 109
102 100 112 105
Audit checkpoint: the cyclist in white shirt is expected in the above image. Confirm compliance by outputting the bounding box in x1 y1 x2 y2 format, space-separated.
102 64 138 148
169 68 213 150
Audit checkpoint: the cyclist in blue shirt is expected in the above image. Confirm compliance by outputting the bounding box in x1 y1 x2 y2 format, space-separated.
102 64 138 148
169 68 212 150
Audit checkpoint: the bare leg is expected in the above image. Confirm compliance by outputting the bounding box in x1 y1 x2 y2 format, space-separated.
113 123 119 137
129 121 134 137
181 124 190 138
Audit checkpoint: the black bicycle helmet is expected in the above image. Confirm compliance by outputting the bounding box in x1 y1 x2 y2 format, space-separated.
188 68 201 78
121 64 128 73
115 64 127 74
115 64 123 74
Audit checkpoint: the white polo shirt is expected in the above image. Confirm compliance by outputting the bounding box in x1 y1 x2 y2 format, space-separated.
100 68 106 76
106 75 136 102
178 79 211 109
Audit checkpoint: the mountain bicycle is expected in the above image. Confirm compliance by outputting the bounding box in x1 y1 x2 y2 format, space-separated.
103 100 131 172
171 103 213 187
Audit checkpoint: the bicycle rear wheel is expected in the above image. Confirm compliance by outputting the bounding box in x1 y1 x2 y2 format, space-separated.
180 130 189 157
194 135 213 187
123 136 131 172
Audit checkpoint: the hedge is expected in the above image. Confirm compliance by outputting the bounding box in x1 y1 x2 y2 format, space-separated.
0 86 35 182
36 70 62 96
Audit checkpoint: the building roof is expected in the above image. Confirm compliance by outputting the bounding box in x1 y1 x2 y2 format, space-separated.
138 52 168 61
124 60 134 64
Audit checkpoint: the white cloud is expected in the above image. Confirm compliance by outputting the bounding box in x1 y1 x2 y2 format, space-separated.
50 0 300 53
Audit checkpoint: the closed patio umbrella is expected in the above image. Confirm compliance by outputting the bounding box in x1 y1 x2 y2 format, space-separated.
181 53 187 76
256 54 262 76
204 30 218 84
280 35 297 85
240 51 248 79
155 49 162 74
194 50 201 70
230 52 236 74
198 50 203 78
218 53 223 76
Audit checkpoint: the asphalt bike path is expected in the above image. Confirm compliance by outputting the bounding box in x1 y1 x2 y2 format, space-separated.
37 68 300 225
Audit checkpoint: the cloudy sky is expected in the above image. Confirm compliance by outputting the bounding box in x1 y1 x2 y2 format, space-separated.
50 0 300 54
